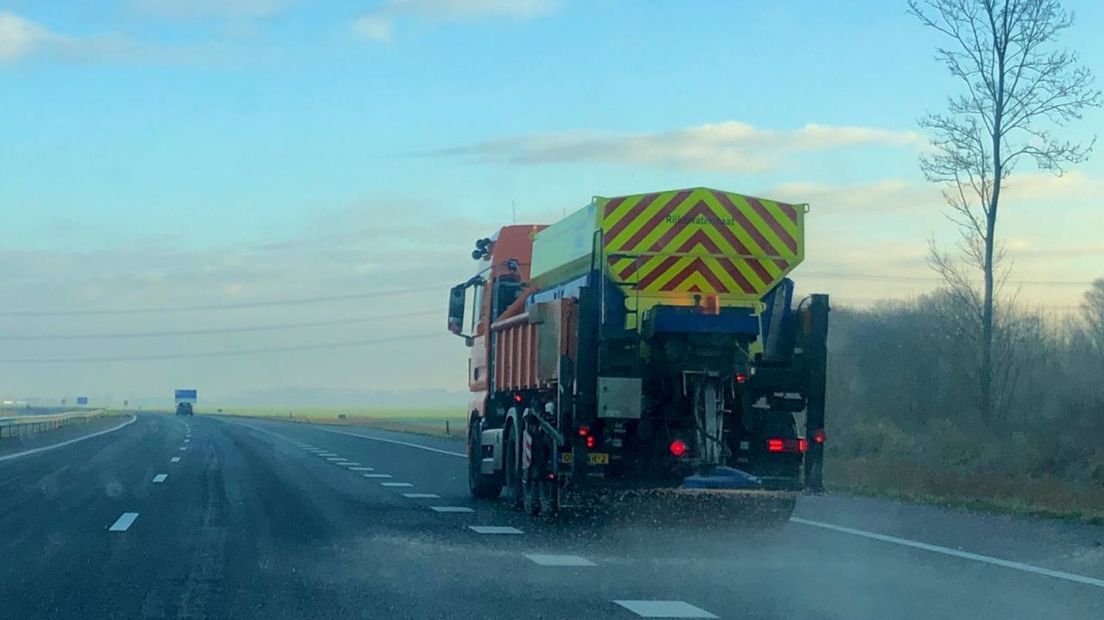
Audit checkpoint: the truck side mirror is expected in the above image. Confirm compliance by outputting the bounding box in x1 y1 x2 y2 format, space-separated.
448 284 466 335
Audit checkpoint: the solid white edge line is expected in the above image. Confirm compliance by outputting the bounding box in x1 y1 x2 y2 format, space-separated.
790 517 1104 589
323 428 466 458
0 414 138 463
108 512 139 532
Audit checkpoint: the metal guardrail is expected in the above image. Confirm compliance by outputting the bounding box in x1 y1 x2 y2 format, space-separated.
0 410 106 439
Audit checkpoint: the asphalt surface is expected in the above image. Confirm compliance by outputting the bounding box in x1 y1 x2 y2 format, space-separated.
2 413 1102 619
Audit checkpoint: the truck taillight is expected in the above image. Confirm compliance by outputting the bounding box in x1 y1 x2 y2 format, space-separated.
768 438 808 453
585 435 596 449
669 439 688 457
578 425 590 437
735 373 748 384
813 429 827 444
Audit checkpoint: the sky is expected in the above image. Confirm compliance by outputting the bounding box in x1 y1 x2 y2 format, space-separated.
1 0 1102 405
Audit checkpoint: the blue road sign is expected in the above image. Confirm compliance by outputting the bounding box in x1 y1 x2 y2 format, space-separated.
174 389 197 404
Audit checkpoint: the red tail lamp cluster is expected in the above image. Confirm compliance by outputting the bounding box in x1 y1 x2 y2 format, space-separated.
669 439 689 457
767 438 809 453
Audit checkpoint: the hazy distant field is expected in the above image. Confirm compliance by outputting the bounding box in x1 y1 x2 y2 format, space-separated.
203 406 467 438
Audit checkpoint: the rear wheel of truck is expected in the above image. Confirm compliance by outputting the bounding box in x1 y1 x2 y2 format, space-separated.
468 418 502 500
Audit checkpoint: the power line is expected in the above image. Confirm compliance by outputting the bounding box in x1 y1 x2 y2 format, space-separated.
0 284 449 317
0 333 445 364
0 270 1090 319
832 296 1078 310
0 310 441 341
798 271 1094 287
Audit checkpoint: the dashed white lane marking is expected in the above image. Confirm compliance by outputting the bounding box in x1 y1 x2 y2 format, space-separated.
613 601 717 618
317 453 338 457
339 462 362 467
468 526 522 534
152 474 168 483
363 473 392 478
790 517 1104 589
179 447 187 451
325 457 346 461
402 493 439 499
170 457 181 463
184 438 190 443
381 482 414 487
524 554 596 567
108 512 140 532
0 414 137 463
432 506 475 513
324 428 466 458
348 466 374 471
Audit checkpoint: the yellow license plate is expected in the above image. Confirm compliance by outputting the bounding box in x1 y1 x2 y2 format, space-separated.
560 452 573 464
588 452 610 465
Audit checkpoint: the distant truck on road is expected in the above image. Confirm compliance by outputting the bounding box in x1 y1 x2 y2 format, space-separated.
447 187 829 521
174 389 197 416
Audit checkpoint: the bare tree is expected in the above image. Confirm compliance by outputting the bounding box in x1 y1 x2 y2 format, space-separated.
909 0 1101 425
1082 277 1104 356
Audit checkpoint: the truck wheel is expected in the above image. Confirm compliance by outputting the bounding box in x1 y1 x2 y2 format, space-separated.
468 419 502 500
502 425 523 510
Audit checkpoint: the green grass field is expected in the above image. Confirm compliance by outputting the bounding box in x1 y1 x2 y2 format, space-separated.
200 406 467 439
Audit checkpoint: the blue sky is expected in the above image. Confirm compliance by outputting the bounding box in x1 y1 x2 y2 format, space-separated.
1 0 1102 402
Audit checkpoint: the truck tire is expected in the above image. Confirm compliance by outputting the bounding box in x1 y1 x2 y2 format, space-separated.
468 418 502 500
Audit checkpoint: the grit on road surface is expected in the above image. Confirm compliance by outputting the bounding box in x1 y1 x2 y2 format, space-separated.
1 413 1102 619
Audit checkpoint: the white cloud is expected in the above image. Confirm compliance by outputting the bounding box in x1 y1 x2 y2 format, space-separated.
0 12 139 65
430 121 923 173
1000 171 1104 201
384 0 559 19
353 0 559 42
131 0 290 19
764 178 941 214
352 15 394 43
0 12 55 62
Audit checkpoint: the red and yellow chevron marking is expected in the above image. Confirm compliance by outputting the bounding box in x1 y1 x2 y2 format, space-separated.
599 188 802 296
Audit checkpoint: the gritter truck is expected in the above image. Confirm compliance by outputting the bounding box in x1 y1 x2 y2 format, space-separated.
447 187 828 521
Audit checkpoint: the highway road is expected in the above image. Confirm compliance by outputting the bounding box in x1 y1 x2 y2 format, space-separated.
2 413 1102 619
